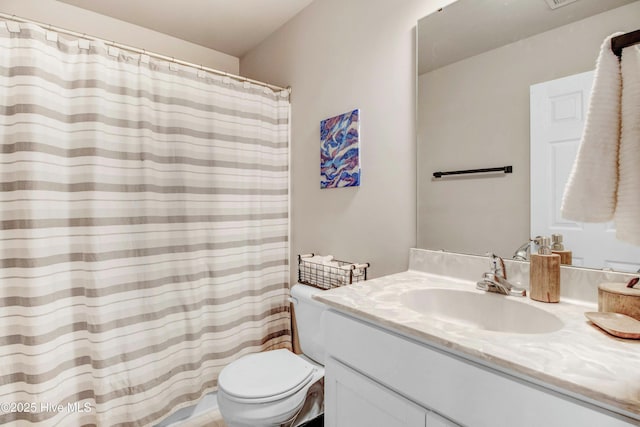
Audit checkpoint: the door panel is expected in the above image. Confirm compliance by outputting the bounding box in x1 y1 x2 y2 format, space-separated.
530 71 640 271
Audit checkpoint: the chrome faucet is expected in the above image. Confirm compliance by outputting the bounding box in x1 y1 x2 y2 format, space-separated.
512 239 533 261
477 253 527 297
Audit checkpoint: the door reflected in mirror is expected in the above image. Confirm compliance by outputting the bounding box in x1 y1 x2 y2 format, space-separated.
416 0 640 271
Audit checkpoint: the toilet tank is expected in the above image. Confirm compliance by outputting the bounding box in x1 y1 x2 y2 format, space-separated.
290 283 327 365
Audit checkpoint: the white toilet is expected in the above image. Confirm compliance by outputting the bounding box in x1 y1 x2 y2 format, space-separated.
217 283 326 427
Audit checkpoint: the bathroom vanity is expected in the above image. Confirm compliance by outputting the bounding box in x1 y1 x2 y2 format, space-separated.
315 249 640 427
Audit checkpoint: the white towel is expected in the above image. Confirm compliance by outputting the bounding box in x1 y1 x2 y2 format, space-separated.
305 255 345 286
615 45 640 244
307 255 334 264
561 33 623 222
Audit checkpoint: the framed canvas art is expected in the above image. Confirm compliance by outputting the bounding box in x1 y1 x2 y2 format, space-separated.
320 109 360 189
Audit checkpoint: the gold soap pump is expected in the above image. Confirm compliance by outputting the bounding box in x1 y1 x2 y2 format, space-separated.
529 236 561 303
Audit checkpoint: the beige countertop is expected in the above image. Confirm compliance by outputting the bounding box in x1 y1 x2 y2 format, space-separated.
314 269 640 422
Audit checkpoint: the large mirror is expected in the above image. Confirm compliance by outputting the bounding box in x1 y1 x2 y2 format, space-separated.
417 0 640 271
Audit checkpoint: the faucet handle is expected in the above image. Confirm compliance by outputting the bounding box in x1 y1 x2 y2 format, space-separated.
485 252 507 279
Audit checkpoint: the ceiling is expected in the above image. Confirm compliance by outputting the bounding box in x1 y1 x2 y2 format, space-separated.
57 0 314 58
418 0 638 74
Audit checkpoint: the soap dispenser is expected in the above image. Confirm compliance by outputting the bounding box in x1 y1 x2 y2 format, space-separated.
550 233 572 265
530 236 561 303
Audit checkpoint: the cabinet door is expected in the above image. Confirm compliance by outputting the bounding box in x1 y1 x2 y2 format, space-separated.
325 357 426 427
426 411 459 427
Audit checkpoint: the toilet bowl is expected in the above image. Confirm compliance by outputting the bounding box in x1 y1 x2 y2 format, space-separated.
217 284 327 427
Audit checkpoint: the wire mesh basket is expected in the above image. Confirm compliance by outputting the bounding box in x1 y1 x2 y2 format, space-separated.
297 253 369 290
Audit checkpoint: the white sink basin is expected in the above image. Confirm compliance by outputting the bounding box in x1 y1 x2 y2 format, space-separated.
401 288 563 334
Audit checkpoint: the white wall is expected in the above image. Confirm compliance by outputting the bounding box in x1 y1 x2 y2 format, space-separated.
0 0 239 73
417 2 640 258
241 0 453 281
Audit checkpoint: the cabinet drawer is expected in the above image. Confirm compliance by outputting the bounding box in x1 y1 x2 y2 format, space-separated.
325 357 426 427
325 310 635 427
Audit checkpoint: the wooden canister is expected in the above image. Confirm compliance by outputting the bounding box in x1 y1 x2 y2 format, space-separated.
529 253 561 303
551 250 572 265
598 282 640 321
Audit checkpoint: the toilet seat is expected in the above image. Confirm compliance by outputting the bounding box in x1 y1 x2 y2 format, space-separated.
218 349 316 404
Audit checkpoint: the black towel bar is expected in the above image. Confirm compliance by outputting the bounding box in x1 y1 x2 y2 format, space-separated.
611 29 640 57
433 166 513 179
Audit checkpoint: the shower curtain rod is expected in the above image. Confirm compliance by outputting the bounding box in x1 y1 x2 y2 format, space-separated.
0 12 291 93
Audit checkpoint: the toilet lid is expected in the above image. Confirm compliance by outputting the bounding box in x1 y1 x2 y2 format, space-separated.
219 349 315 403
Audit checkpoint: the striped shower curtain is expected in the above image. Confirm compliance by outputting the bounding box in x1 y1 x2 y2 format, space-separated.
0 21 291 426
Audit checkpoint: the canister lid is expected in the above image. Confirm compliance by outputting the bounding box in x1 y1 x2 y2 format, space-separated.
598 282 640 297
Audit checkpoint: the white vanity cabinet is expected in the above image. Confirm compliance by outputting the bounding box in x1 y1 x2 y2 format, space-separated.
323 310 636 427
325 357 428 426
325 357 457 427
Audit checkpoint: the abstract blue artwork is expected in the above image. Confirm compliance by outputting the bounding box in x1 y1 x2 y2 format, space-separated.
320 109 360 189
